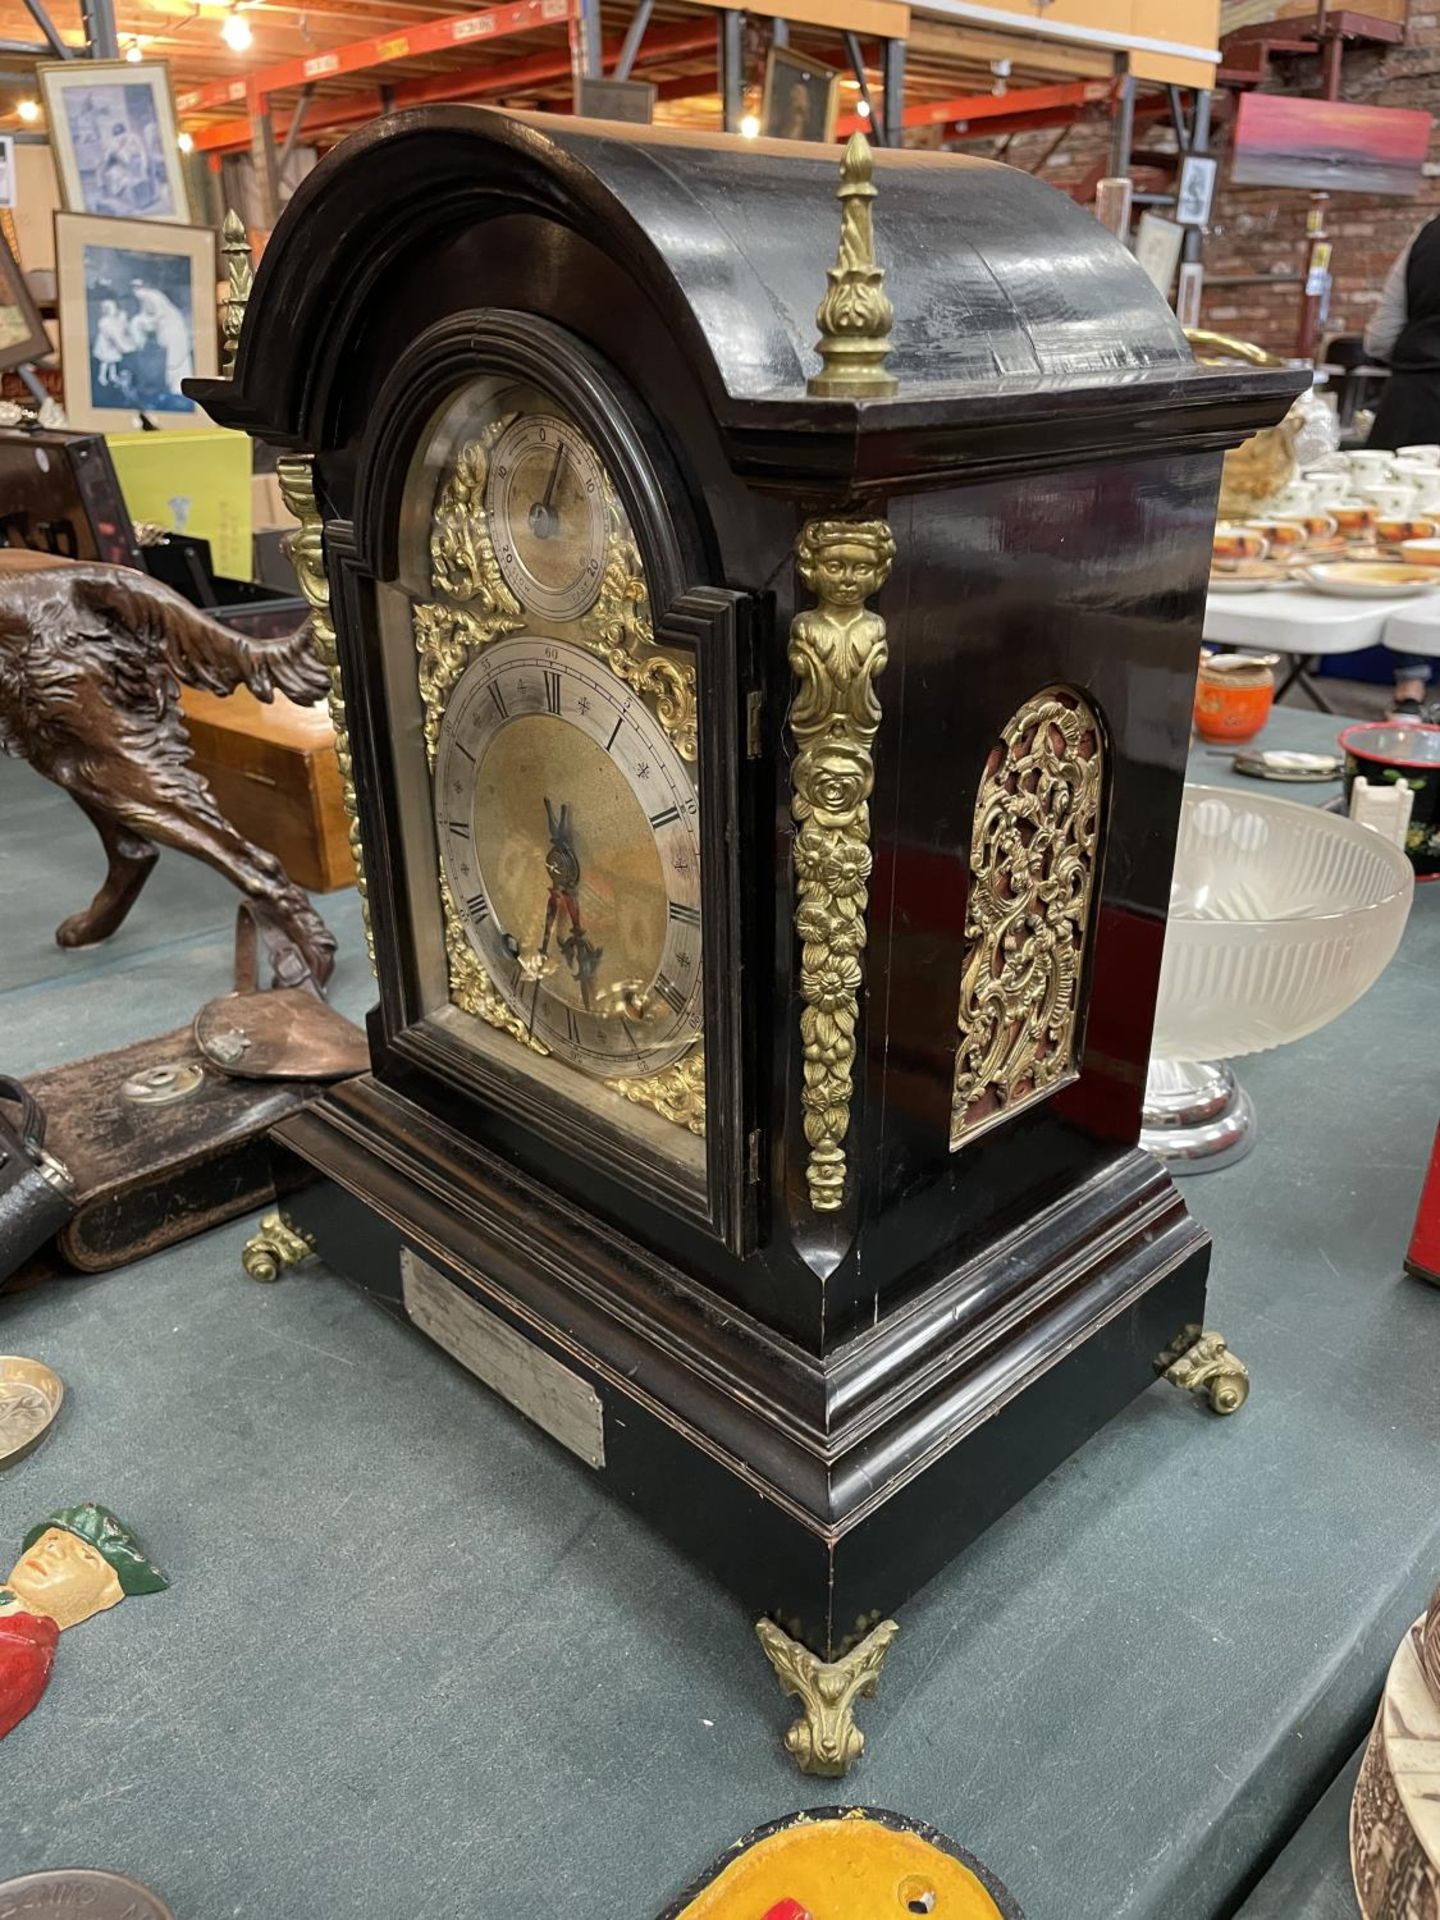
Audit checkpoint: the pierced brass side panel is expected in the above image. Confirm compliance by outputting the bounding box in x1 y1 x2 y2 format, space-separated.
950 686 1104 1149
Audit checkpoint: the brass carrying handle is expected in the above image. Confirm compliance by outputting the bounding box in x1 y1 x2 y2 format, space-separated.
1184 327 1288 369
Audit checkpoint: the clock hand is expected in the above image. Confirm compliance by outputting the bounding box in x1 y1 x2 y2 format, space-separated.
542 442 566 512
529 443 568 541
543 797 604 1014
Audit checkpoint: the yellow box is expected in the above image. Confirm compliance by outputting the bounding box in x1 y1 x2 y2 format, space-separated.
107 426 252 581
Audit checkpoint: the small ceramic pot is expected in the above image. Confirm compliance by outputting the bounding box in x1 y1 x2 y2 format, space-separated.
1195 652 1278 745
1213 525 1268 564
1340 721 1440 877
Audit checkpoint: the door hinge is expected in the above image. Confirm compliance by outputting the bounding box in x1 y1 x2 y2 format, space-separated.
745 689 763 759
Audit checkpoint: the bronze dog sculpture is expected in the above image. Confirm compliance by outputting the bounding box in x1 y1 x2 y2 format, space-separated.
0 554 336 984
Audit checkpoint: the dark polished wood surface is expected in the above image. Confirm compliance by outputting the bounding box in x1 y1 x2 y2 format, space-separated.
196 107 1304 1656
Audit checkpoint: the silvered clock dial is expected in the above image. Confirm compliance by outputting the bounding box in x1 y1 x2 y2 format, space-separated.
434 635 702 1075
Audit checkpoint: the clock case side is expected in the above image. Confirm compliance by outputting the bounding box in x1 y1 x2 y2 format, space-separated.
335 311 764 1259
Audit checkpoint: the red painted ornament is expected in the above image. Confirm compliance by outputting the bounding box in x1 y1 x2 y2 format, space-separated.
761 1903 815 1920
0 1608 59 1740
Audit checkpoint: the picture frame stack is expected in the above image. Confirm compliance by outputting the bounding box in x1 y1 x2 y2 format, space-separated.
39 60 218 433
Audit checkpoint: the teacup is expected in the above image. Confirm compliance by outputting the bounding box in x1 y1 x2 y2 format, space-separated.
1330 503 1377 540
1399 537 1440 567
1348 451 1394 486
1246 518 1310 552
1376 514 1440 550
1398 444 1440 463
1366 484 1417 515
1213 524 1269 565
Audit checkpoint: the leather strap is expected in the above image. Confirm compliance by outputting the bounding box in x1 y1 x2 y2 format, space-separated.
234 900 318 997
0 1074 47 1162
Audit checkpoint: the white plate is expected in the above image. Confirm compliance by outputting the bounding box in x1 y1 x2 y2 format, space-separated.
1208 573 1292 594
1300 564 1439 599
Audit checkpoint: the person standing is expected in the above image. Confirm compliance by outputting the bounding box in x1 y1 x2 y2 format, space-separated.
1365 216 1440 716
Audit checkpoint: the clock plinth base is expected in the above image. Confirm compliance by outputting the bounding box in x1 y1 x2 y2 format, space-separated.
755 1615 899 1777
258 1074 1212 1666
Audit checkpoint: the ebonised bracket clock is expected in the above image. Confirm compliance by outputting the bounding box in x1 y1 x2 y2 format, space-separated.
205 111 1302 1776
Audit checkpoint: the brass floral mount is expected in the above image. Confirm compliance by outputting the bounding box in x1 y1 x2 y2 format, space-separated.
241 1210 316 1282
756 1615 899 1776
951 688 1104 1147
808 132 898 400
1156 1326 1251 1415
276 455 374 971
418 435 704 1137
789 518 894 1211
220 210 253 379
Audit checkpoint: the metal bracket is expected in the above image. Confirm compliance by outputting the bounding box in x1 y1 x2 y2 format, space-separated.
1156 1325 1251 1416
755 1615 899 1776
241 1211 316 1283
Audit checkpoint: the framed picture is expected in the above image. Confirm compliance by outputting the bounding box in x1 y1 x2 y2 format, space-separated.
54 212 217 432
39 59 191 222
575 77 656 124
1175 153 1217 228
0 135 14 211
1134 212 1185 299
0 225 49 371
762 47 840 144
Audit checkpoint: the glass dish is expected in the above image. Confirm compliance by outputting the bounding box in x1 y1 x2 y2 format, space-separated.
1144 785 1413 1170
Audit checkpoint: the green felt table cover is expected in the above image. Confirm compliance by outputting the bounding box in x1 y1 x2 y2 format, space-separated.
0 709 1435 1919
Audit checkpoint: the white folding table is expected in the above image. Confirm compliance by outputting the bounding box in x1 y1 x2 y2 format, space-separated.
1204 585 1440 711
1383 595 1440 664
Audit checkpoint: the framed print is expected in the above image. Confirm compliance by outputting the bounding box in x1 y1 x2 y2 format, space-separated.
1134 212 1184 299
54 212 216 432
0 135 14 210
39 59 191 222
1175 153 1217 228
0 225 49 371
762 47 840 144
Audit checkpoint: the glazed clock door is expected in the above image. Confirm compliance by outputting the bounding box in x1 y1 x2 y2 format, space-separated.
356 315 753 1251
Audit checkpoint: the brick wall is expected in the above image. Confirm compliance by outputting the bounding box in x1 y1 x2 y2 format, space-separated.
976 4 1440 357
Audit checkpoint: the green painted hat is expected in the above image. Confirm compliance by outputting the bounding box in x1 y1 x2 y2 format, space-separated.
22 1504 168 1596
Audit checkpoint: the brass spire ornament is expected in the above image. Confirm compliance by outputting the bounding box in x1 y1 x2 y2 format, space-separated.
808 131 898 400
220 210 253 378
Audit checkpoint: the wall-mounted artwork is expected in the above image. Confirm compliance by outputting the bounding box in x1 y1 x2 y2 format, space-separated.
1231 93 1431 198
0 226 48 371
762 47 840 144
54 212 216 432
39 60 192 222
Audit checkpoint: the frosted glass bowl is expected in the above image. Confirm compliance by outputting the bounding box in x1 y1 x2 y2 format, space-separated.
1143 785 1414 1170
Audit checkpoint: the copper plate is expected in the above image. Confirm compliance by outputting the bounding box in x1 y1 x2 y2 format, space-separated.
0 1355 64 1466
0 1872 172 1918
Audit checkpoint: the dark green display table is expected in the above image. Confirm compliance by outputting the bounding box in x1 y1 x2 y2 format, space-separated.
1 708 1435 1919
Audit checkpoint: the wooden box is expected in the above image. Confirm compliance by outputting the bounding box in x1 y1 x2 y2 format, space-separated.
180 685 354 894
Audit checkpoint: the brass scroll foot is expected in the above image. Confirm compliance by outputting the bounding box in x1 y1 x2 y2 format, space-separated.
241 1210 315 1283
755 1615 899 1776
1156 1325 1250 1415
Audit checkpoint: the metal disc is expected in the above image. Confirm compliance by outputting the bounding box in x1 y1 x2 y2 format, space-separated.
0 1872 173 1917
0 1356 64 1468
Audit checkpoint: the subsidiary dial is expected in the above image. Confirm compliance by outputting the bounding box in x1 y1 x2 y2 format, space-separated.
485 414 609 624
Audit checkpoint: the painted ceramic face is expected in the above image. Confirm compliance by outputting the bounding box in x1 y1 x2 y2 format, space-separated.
6 1528 124 1630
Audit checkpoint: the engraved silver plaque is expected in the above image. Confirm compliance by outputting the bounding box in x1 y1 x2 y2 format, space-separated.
401 1247 605 1468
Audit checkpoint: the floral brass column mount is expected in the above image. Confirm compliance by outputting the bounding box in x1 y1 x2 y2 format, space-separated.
790 521 894 1212
276 454 374 972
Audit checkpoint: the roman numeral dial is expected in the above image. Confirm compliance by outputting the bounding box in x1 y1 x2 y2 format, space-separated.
434 635 702 1081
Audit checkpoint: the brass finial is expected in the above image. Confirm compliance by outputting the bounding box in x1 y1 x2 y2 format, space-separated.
221 209 253 378
808 131 898 401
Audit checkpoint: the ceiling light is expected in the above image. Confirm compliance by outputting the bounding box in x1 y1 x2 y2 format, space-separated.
222 7 252 51
125 39 143 61
16 99 39 123
739 112 759 139
856 99 871 119
177 131 194 152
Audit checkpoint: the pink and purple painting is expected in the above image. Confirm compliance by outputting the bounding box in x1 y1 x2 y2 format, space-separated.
1231 93 1431 198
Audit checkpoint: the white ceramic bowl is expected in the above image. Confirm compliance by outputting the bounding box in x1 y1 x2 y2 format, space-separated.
1152 785 1414 1062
